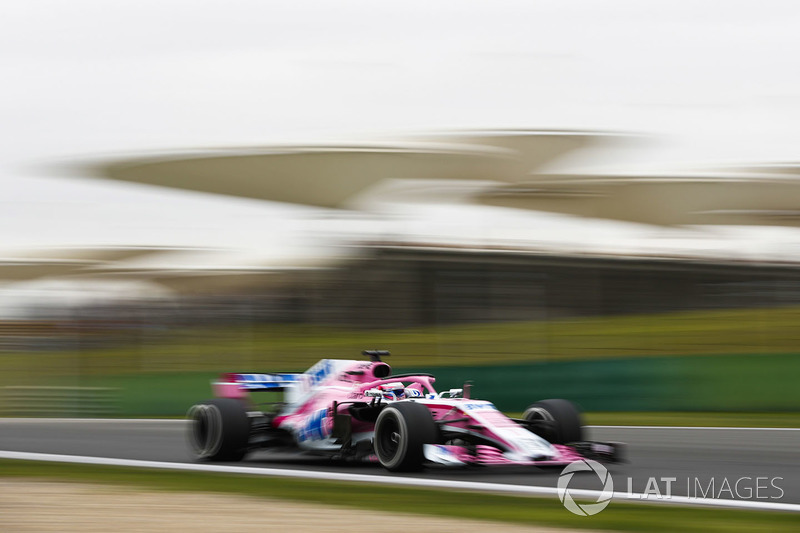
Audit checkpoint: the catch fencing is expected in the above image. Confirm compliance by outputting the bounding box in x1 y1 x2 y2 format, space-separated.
0 386 118 417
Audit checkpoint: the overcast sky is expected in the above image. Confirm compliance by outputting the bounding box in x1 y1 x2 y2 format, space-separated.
2 0 800 256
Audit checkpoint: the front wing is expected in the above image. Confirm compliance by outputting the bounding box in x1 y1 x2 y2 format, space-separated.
423 441 625 467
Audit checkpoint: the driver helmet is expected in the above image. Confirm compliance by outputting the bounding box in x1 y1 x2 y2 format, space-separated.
378 382 407 401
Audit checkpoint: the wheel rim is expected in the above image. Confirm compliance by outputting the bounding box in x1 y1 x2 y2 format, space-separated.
187 404 222 458
524 406 554 422
377 414 401 460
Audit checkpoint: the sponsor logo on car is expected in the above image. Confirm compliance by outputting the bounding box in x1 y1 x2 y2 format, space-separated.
297 408 330 442
234 373 300 389
460 402 497 411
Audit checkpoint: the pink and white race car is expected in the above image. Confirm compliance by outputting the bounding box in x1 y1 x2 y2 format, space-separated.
187 351 623 471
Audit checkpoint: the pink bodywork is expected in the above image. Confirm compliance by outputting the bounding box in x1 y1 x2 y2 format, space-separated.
213 359 583 466
432 444 583 465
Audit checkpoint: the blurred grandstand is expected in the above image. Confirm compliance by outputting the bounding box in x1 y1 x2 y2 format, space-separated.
2 130 800 416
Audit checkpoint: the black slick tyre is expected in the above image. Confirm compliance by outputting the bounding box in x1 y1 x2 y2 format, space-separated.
373 402 437 472
187 398 250 461
524 399 584 444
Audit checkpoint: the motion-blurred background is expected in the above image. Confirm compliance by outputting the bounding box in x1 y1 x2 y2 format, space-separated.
2 0 800 419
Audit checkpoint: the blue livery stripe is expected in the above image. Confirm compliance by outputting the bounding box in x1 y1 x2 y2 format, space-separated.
232 373 301 390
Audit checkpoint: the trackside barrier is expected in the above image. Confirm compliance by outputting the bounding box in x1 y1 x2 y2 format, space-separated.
59 352 800 415
1 386 119 417
398 352 800 412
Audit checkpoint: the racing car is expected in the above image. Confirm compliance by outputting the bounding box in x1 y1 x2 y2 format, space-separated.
187 350 623 471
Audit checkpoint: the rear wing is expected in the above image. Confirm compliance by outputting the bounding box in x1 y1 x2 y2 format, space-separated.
213 372 301 400
212 359 361 404
219 373 301 391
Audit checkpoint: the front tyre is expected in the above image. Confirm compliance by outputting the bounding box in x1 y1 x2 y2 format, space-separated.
373 402 437 472
524 399 584 444
187 398 250 461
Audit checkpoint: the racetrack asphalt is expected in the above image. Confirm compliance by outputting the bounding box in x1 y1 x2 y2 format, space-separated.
1 419 798 505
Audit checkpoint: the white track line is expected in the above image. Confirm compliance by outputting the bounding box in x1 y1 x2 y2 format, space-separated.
0 418 184 424
588 425 800 431
1 450 798 513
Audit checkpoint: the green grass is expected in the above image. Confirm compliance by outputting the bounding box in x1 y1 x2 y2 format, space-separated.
3 306 800 415
5 306 800 385
1 459 798 532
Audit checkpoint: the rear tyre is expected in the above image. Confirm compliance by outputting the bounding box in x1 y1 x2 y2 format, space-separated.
524 399 584 444
187 398 250 461
373 402 438 472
